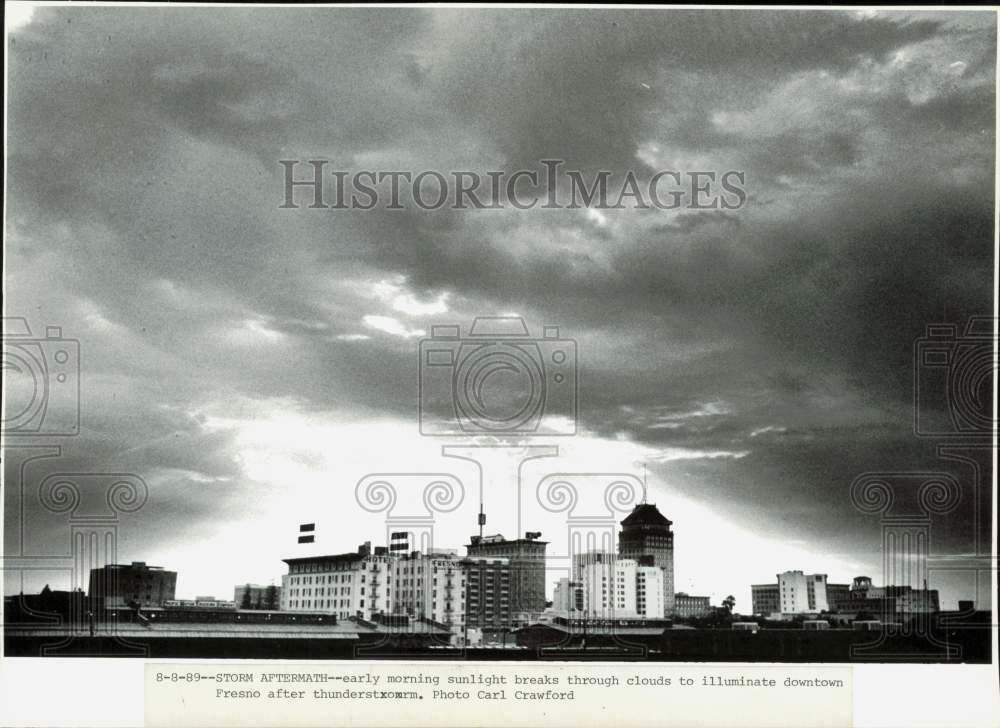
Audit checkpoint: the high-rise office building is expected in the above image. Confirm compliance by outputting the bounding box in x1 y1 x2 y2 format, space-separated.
466 532 547 620
618 503 674 616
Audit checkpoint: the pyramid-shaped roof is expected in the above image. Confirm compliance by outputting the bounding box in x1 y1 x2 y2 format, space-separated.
620 503 672 528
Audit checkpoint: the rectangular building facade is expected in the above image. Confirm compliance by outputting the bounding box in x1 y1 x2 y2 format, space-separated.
751 584 780 617
826 583 851 610
778 571 829 614
393 550 467 629
573 551 663 620
751 573 935 618
552 578 583 613
463 556 512 631
673 592 712 619
282 542 512 631
832 577 940 615
466 532 547 620
88 562 177 608
635 565 665 619
281 542 391 620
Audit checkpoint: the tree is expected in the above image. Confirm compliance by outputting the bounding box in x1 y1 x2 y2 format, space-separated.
240 584 253 609
265 584 279 610
722 595 736 614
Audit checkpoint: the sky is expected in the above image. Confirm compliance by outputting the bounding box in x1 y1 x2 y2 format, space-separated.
4 6 996 611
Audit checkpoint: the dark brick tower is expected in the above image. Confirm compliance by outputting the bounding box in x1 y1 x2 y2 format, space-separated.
618 504 674 616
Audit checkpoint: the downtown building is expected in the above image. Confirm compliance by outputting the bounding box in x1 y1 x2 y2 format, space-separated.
673 592 712 619
462 555 512 635
617 503 675 616
87 561 177 608
750 572 938 619
552 578 583 613
831 576 940 616
751 571 830 618
392 549 468 629
280 541 392 619
779 571 830 614
569 551 664 620
750 583 781 617
280 540 512 633
466 532 547 622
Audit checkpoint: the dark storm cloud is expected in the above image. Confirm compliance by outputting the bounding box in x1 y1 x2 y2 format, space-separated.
433 10 947 172
4 7 994 600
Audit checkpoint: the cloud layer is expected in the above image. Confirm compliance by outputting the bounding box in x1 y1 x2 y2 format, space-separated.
5 8 994 608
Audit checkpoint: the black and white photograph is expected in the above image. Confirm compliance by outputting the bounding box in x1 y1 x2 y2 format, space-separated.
2 3 998 727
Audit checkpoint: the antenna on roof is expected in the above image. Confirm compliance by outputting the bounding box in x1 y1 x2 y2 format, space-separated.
641 463 648 504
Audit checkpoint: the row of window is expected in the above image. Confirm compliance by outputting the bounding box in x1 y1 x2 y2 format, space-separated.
288 598 365 610
290 561 359 574
289 586 363 597
290 573 366 586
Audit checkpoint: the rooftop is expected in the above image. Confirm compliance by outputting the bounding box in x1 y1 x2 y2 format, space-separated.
283 542 376 565
282 551 365 566
620 503 672 528
99 562 170 571
468 533 549 546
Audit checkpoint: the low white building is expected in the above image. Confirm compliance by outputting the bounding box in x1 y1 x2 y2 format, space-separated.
280 541 391 620
571 551 664 620
778 571 829 615
281 542 488 632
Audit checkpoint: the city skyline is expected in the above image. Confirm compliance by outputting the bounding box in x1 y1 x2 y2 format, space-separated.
28 504 977 615
5 7 994 628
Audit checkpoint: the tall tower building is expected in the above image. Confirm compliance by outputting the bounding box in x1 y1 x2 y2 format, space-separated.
618 503 674 616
